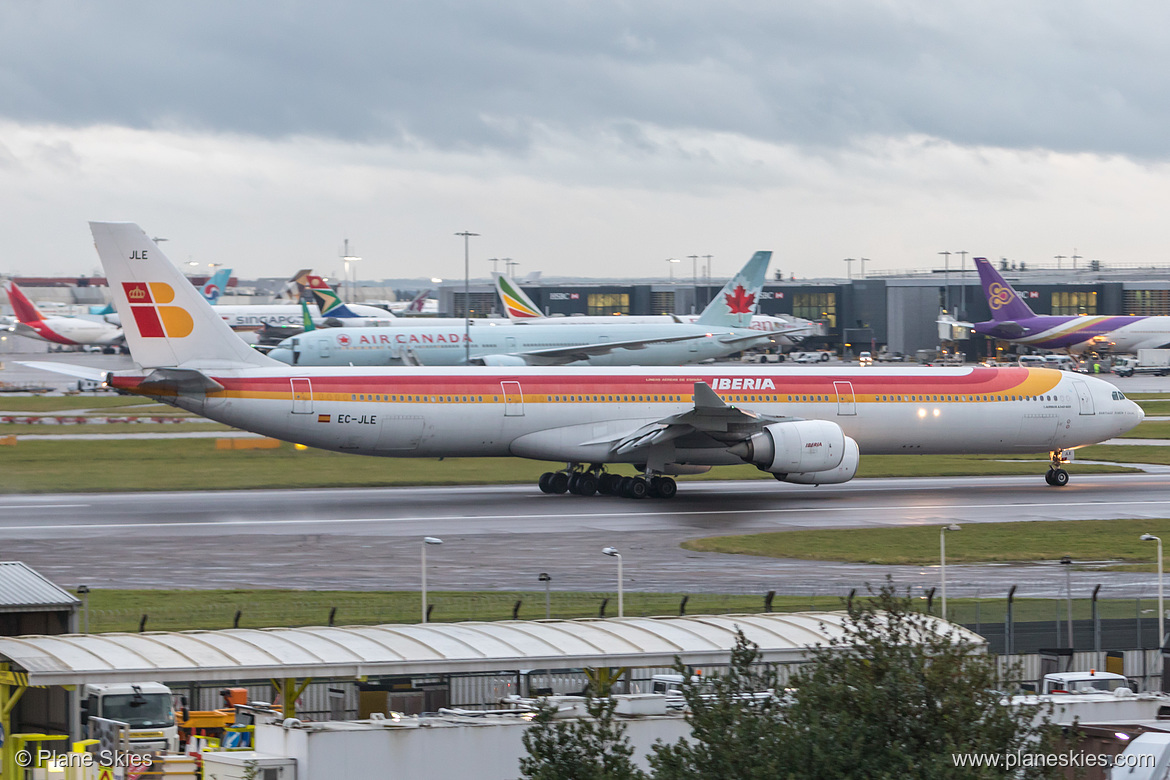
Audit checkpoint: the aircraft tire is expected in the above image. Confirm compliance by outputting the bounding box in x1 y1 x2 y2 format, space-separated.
597 474 614 495
655 477 678 499
538 472 555 493
577 474 598 497
618 476 634 497
550 472 570 494
567 473 582 494
1048 468 1069 487
628 477 649 499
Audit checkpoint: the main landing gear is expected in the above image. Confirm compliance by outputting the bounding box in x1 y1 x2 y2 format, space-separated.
538 464 677 499
1045 450 1070 487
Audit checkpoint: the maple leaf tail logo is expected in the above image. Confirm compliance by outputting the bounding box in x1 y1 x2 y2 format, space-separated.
723 284 756 315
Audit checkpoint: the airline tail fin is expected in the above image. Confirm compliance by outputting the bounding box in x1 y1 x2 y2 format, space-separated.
696 251 771 327
494 272 544 320
975 256 1036 321
300 300 316 332
88 222 280 369
200 267 232 303
300 273 368 317
405 289 432 314
5 281 47 324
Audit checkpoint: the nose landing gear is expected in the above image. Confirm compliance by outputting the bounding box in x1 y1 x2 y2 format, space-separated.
1045 450 1071 487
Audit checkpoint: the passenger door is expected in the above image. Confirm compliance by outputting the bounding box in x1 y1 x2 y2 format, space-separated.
291 378 313 414
501 381 524 416
833 381 856 416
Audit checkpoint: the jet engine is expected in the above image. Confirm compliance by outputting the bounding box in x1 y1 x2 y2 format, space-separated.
475 354 529 366
728 419 846 474
780 436 860 484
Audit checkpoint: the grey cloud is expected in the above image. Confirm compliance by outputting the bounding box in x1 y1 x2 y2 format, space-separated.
2 1 1169 157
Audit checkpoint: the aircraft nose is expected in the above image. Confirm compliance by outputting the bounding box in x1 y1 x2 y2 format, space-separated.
269 348 293 365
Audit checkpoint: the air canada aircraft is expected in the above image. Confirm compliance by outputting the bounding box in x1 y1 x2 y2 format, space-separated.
268 252 781 366
494 271 822 344
25 222 1143 499
941 257 1170 353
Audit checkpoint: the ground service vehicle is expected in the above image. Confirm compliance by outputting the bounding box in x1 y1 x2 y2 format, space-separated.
1115 349 1170 377
82 682 179 753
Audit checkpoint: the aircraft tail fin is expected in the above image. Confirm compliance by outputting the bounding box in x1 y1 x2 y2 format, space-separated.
88 222 280 370
300 300 316 332
975 257 1036 321
405 289 432 314
696 251 771 327
494 272 544 320
301 273 368 317
5 281 47 324
200 267 232 303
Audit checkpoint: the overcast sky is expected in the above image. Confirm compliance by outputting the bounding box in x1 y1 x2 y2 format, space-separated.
3 0 1170 282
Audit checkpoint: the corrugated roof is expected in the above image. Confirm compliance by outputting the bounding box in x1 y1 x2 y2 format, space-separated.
0 561 81 613
0 612 985 685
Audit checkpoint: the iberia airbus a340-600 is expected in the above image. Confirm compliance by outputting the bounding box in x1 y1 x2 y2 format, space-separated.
26 223 1143 499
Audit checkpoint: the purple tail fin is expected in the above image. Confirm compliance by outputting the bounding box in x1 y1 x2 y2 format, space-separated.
974 257 1036 321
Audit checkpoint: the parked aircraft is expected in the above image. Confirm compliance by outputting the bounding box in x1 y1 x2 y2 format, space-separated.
940 257 1170 353
268 252 778 366
21 222 1142 500
493 271 823 344
2 280 124 349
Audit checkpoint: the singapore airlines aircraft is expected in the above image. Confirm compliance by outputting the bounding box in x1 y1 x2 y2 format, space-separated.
268 252 779 366
26 222 1142 500
3 280 124 349
941 257 1170 353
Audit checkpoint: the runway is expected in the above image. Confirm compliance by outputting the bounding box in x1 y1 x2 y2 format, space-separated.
4 473 1168 599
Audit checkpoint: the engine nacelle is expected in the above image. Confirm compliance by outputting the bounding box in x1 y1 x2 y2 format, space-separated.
475 354 530 367
781 436 860 485
729 420 846 474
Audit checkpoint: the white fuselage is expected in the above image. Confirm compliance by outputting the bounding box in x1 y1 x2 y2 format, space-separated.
13 315 122 346
118 366 1141 466
270 322 769 367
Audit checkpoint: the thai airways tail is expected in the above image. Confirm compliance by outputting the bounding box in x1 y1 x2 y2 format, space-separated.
494 272 544 320
696 251 771 328
200 267 233 304
4 281 48 325
974 256 1037 321
88 222 280 369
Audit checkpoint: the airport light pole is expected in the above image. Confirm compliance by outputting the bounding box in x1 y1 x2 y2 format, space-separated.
455 231 479 364
940 524 960 619
843 258 855 280
421 536 443 623
1142 534 1164 648
938 251 951 313
859 257 869 280
602 547 623 618
666 257 680 284
956 251 968 316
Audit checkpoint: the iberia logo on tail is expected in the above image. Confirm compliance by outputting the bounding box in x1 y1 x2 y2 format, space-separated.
123 282 194 337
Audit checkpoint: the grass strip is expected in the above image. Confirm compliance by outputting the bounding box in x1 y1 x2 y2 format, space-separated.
76 588 1166 632
682 517 1170 566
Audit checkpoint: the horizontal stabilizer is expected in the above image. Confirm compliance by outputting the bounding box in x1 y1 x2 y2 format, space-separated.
17 361 110 382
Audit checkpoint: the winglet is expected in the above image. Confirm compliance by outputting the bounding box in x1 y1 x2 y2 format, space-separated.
693 381 727 409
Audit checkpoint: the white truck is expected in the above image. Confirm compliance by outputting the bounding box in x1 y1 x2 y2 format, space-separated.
82 682 179 753
1114 348 1170 377
1040 670 1132 695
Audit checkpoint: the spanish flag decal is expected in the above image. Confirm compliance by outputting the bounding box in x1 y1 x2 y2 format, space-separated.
317 414 331 423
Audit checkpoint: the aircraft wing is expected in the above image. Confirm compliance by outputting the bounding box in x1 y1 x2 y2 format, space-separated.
716 327 807 348
17 361 110 382
502 332 714 365
603 382 790 455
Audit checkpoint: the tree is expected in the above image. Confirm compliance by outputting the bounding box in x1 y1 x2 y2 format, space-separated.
652 581 1057 780
519 681 649 780
776 582 1057 779
649 630 791 779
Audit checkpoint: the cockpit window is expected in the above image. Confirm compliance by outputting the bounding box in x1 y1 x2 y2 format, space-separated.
1111 391 1127 400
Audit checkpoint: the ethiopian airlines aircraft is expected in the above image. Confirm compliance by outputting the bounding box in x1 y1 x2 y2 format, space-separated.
494 271 823 344
26 222 1143 499
3 281 124 349
944 257 1170 353
268 252 778 366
